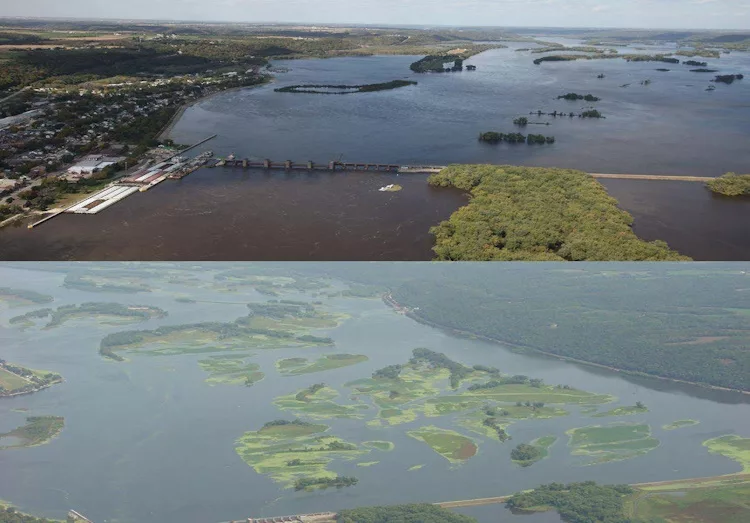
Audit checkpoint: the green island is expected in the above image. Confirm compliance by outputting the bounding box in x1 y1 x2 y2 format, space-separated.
592 403 648 418
0 505 61 523
428 165 688 261
338 504 475 523
273 383 368 419
683 59 709 66
706 173 750 196
478 132 555 145
63 273 152 293
557 93 600 101
511 436 557 467
0 288 53 307
663 419 700 430
713 73 744 84
0 361 63 397
407 426 478 463
691 67 719 72
410 47 496 72
534 53 680 65
275 80 416 94
242 300 347 330
388 267 750 392
10 302 167 329
198 357 264 386
276 354 369 376
379 184 403 192
408 464 425 471
0 416 65 449
357 461 379 467
363 440 395 451
506 481 635 523
234 419 365 489
566 422 660 464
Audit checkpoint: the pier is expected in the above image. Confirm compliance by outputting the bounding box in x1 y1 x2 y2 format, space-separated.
229 511 336 523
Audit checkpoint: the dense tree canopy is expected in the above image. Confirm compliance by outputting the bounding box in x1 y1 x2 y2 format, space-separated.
337 504 476 523
706 173 750 196
427 165 688 261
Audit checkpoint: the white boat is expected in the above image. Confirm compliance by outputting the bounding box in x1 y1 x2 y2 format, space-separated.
378 184 395 192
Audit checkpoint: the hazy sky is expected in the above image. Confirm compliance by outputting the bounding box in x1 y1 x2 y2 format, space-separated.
1 0 749 30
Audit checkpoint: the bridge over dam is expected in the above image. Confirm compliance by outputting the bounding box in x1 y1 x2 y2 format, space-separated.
210 159 715 182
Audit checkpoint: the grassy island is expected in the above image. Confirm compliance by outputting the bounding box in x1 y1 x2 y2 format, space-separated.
276 354 368 376
363 440 395 451
198 357 264 386
706 173 750 196
511 436 557 467
273 384 368 419
11 302 167 329
407 426 478 463
663 419 700 430
592 404 648 418
0 416 64 449
566 423 659 464
63 273 152 293
234 419 365 489
428 165 688 261
0 288 53 307
0 361 62 397
275 80 416 94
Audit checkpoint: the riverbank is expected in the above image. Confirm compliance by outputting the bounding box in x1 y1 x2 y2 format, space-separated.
382 293 750 396
157 78 273 142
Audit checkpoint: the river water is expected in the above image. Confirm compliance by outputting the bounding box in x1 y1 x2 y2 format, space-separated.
1 264 749 523
1 38 749 260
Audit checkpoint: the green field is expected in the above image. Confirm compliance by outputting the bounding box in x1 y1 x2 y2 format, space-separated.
0 364 63 396
274 385 368 420
631 482 750 523
567 423 659 464
276 354 368 375
407 426 478 463
0 367 30 391
198 357 264 386
234 421 366 488
663 419 700 430
592 405 648 418
0 416 65 449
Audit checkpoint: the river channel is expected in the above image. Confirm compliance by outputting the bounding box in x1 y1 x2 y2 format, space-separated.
1 37 750 260
0 263 749 523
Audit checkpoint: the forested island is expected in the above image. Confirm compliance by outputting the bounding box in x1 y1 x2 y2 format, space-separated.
0 416 64 449
683 60 708 67
706 172 750 196
0 360 63 397
712 73 745 84
557 93 600 101
10 302 167 329
274 80 416 94
0 288 53 307
427 165 687 261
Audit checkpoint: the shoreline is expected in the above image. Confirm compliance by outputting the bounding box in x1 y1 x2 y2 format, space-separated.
157 78 274 142
382 293 750 396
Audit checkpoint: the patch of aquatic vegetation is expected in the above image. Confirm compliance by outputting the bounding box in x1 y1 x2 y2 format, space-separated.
274 384 368 420
357 461 379 467
198 357 264 386
0 416 64 449
663 419 700 431
592 404 648 418
704 435 750 472
407 426 478 463
511 436 557 467
240 300 347 331
64 273 152 293
363 440 395 451
234 420 366 489
99 321 334 361
276 354 368 376
0 287 53 307
213 270 332 296
408 464 425 471
567 423 659 464
10 302 167 329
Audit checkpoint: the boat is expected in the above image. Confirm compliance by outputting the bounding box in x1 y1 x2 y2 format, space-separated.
379 184 395 192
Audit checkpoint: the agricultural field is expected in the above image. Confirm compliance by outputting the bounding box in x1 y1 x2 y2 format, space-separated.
198 357 264 386
276 354 368 376
0 362 63 396
663 419 700 430
0 416 65 449
407 426 478 463
234 420 366 488
567 423 660 464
